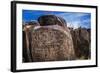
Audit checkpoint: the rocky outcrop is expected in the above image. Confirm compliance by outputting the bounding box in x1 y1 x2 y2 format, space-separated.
23 15 91 62
30 25 75 62
23 21 40 62
69 27 91 59
38 15 67 27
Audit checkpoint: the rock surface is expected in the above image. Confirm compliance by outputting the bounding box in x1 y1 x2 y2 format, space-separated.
23 15 91 62
69 27 91 59
38 15 67 27
30 25 75 62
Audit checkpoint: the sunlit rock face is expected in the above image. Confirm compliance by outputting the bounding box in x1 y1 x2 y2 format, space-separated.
23 21 40 62
22 15 90 62
69 27 91 59
30 25 76 62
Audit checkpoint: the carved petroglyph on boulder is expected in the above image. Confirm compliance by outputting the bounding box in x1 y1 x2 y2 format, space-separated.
23 15 91 62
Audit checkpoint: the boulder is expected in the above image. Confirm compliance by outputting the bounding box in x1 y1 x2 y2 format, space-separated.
30 25 76 62
69 27 91 59
22 21 40 62
38 15 67 27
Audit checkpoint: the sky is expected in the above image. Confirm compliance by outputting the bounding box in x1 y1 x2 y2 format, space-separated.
22 10 91 29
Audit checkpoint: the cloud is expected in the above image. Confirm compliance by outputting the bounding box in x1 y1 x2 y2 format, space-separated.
23 10 91 28
58 13 91 28
67 21 81 29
